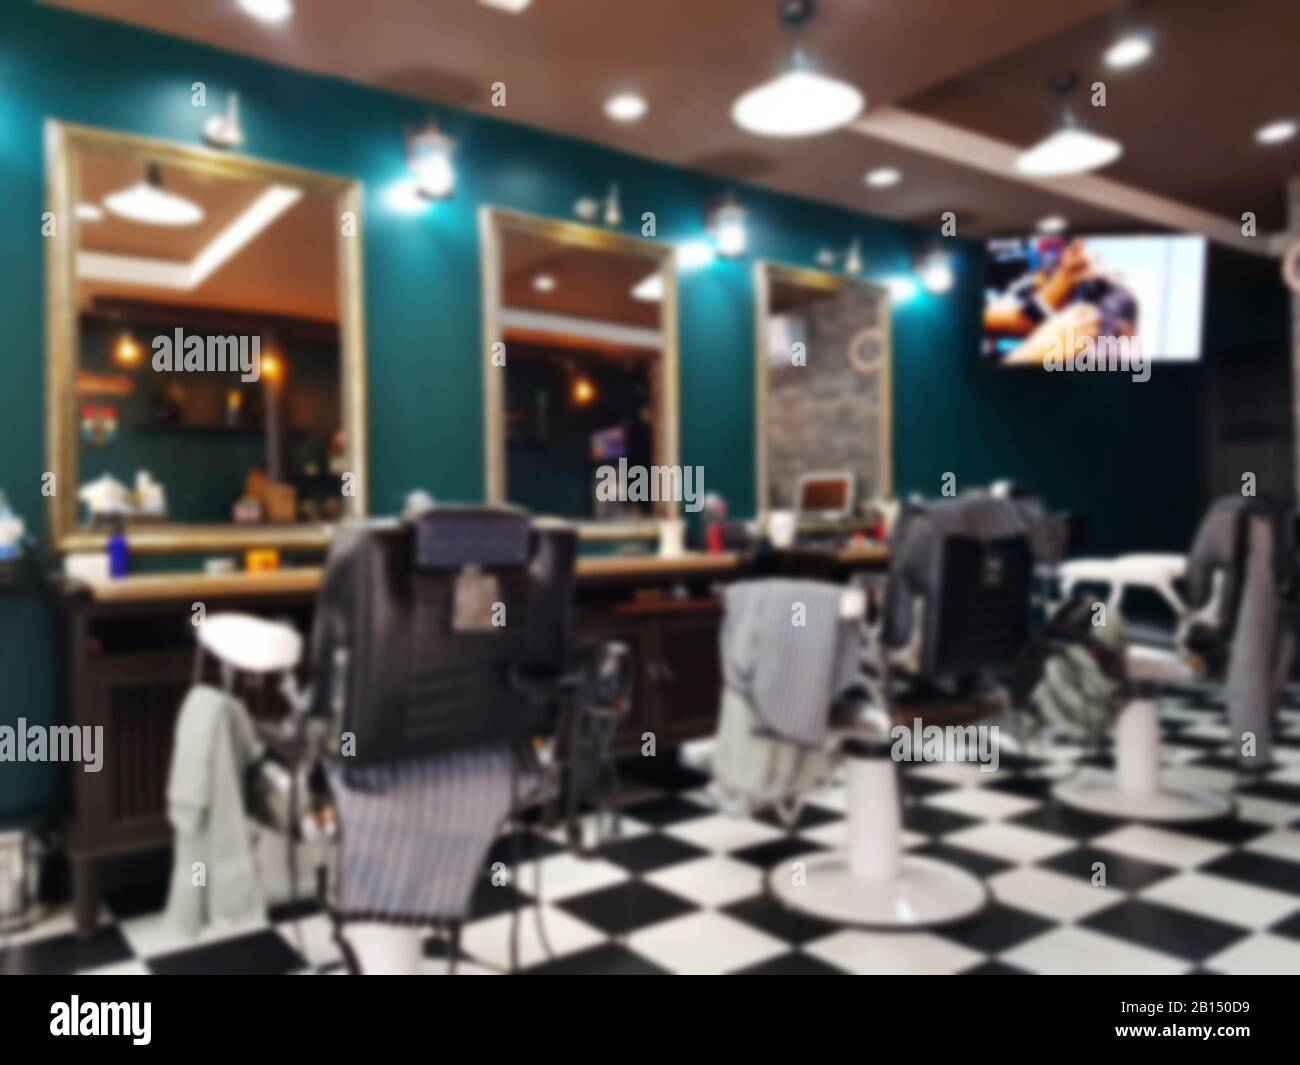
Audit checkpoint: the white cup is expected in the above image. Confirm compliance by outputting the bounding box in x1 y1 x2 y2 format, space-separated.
768 509 797 549
658 518 685 558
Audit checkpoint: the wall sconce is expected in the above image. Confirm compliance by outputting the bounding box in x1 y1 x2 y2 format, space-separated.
917 250 955 294
203 93 245 150
708 192 749 258
112 330 142 368
407 120 456 200
575 183 621 226
816 238 862 275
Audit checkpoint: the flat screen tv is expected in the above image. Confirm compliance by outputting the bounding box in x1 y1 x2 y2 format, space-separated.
982 233 1206 365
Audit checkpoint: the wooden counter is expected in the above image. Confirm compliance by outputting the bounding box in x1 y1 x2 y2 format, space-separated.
54 542 885 935
71 551 745 604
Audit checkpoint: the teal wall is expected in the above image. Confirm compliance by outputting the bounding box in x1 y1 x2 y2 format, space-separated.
0 2 1221 819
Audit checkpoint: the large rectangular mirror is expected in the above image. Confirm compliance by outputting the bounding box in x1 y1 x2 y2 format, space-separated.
480 208 678 537
45 122 366 554
755 262 892 521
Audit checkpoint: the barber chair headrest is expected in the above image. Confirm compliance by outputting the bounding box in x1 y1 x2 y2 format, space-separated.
413 506 532 571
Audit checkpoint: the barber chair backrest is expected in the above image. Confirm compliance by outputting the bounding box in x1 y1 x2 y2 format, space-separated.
882 497 1035 684
310 507 577 766
1183 496 1296 638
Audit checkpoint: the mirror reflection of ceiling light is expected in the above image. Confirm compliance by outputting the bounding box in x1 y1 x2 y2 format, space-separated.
478 0 532 12
1256 120 1296 145
104 164 204 227
731 0 864 138
237 0 293 23
532 274 556 292
631 272 663 302
1015 74 1121 178
604 93 648 123
864 167 900 188
79 185 301 289
76 203 104 222
1104 34 1152 69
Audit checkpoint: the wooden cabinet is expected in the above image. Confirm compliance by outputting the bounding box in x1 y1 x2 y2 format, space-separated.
653 613 723 745
575 601 723 754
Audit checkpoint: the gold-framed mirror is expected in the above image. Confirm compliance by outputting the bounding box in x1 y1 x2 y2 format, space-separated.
754 261 892 523
45 121 367 555
479 207 679 540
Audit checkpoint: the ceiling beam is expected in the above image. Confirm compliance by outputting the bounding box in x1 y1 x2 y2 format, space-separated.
853 106 1280 257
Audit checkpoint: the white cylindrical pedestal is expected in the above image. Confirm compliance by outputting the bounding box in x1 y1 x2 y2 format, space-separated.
1115 699 1162 795
1053 697 1233 823
848 757 900 880
344 923 425 975
768 754 987 929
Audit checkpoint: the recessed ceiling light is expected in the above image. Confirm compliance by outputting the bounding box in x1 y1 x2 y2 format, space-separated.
478 0 532 11
1104 34 1152 69
236 0 293 23
605 93 648 123
1037 214 1068 233
1256 119 1297 145
532 274 556 292
864 167 901 188
76 203 104 222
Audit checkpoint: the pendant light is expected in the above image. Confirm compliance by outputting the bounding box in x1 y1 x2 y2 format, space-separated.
104 164 204 227
732 0 864 138
1015 74 1122 178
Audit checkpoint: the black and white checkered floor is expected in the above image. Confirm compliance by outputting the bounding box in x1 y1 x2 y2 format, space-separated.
5 687 1300 975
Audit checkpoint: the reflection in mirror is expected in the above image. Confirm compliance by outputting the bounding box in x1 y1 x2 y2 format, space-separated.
493 218 674 524
758 265 891 517
73 148 345 531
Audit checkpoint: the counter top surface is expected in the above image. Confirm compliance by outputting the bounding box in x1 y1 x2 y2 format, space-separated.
69 551 748 603
64 543 893 605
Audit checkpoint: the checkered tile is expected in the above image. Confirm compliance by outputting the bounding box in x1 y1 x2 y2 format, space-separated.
4 688 1300 975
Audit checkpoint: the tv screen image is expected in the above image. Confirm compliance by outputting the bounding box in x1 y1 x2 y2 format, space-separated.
982 233 1206 366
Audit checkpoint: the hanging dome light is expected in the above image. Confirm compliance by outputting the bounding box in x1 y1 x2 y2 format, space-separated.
731 0 864 138
104 164 204 226
1015 74 1122 178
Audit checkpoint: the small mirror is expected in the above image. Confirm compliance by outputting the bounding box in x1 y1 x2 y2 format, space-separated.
756 263 892 519
47 124 366 553
482 209 678 533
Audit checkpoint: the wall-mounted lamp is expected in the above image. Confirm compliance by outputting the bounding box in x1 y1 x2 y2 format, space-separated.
407 121 457 200
917 250 955 294
203 93 245 150
112 330 142 368
575 183 621 226
708 193 749 258
571 375 596 406
816 238 862 276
